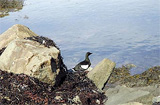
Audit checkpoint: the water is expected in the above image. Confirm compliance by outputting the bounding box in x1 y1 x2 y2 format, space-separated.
0 0 160 74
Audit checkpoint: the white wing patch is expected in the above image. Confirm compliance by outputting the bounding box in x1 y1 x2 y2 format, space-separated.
81 65 89 69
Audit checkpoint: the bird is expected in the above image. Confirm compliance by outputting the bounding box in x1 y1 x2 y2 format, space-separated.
73 52 92 71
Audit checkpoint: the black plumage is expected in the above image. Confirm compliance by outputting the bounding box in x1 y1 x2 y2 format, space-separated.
73 52 92 71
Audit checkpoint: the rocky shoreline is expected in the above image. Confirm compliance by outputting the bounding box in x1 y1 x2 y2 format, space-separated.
105 66 160 105
0 24 159 105
0 0 24 18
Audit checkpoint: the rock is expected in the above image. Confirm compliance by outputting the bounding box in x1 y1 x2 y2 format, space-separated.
118 102 144 105
108 66 131 84
0 24 37 49
105 85 150 105
55 96 62 100
72 96 82 104
0 38 66 85
86 67 93 72
87 58 116 90
124 63 136 69
108 66 160 87
96 99 100 104
104 85 160 105
152 96 160 103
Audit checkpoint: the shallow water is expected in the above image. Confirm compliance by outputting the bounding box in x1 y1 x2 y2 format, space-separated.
0 0 160 74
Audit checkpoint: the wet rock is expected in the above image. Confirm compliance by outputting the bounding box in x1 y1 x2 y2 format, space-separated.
87 58 116 90
0 38 66 85
0 24 37 50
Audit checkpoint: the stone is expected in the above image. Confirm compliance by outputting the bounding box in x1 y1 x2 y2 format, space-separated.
0 39 66 85
96 99 100 104
105 85 150 105
0 24 37 49
104 85 160 105
87 58 116 90
118 102 144 105
152 96 160 103
108 66 160 87
55 96 62 100
72 96 82 104
124 63 136 69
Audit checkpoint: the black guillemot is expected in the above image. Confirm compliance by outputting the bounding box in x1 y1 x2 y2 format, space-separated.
73 52 92 71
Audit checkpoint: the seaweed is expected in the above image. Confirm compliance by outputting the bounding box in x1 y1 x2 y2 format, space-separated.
0 70 106 104
24 36 59 49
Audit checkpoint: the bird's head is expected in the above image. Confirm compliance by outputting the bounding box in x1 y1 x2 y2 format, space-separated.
86 52 92 56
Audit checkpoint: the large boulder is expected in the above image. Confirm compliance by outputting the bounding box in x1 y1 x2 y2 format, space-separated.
0 24 66 86
0 24 37 49
87 58 116 90
0 38 66 85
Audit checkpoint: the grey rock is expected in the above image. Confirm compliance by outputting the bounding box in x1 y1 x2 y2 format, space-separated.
105 85 150 105
105 85 160 105
87 58 116 90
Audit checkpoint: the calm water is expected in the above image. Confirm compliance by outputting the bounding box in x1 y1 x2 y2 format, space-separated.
0 0 160 74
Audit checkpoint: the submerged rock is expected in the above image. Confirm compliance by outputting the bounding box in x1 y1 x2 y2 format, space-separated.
87 58 116 90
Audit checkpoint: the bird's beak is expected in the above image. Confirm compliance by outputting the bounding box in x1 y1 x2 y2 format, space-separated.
89 53 92 55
